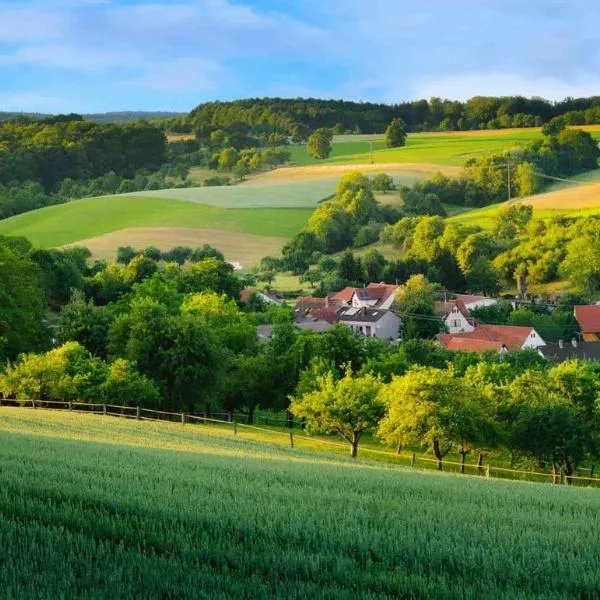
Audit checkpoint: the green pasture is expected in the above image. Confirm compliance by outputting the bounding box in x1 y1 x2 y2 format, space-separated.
0 196 311 248
123 179 339 208
291 129 600 168
1 408 599 599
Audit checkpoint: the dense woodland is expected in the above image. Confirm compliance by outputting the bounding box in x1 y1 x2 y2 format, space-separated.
176 95 600 136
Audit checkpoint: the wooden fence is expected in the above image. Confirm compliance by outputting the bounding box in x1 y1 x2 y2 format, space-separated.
2 398 600 488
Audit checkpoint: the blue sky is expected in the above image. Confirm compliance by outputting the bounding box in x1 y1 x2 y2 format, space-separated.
1 0 599 113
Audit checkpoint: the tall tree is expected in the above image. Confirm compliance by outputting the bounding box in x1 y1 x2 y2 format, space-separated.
385 118 407 148
306 128 333 160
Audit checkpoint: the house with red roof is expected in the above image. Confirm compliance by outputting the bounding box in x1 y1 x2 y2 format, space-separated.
350 283 400 310
434 294 498 334
574 305 600 342
437 323 545 354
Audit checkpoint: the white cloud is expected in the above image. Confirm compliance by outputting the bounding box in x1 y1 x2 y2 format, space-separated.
410 72 600 102
0 91 79 113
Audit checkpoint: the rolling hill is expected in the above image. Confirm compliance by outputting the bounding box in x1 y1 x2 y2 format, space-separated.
1 407 599 599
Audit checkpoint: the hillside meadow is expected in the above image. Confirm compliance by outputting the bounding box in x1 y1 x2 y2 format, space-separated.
0 195 311 265
1 408 600 599
290 127 600 167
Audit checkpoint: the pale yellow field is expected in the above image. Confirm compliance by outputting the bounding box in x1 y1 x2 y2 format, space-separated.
63 227 288 267
523 182 600 209
248 162 460 184
167 133 196 142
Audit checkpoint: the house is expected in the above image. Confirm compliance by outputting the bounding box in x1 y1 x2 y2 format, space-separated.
338 307 401 340
293 296 341 324
433 299 475 334
350 283 399 310
240 289 283 306
539 339 600 363
437 324 545 353
433 294 498 334
574 305 600 341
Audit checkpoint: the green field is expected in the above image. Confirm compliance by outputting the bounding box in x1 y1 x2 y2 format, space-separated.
0 196 311 249
291 128 600 168
123 178 339 208
1 408 600 599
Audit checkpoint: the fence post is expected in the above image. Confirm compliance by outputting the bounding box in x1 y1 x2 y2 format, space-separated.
485 465 490 479
181 412 185 424
103 404 107 416
136 406 141 420
32 399 36 409
68 401 72 411
411 453 416 468
233 421 237 436
289 430 294 448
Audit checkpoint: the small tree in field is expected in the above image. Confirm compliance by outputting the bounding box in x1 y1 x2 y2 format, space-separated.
306 128 333 160
385 119 407 148
290 369 384 457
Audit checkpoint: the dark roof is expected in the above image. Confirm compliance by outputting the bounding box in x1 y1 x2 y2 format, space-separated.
338 307 397 323
540 342 600 362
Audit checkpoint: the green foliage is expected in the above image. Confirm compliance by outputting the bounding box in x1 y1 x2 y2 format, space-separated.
0 239 49 362
291 369 384 456
306 128 333 160
385 118 407 148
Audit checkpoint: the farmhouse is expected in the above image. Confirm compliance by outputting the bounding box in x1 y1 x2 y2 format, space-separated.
574 305 600 341
437 324 545 353
337 307 401 340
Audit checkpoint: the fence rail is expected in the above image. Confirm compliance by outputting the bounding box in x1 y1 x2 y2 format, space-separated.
2 399 599 488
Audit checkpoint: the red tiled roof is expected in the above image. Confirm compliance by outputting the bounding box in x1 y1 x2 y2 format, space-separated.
312 306 340 323
240 289 254 304
331 286 358 303
438 324 537 350
366 283 399 305
437 334 505 353
574 305 600 333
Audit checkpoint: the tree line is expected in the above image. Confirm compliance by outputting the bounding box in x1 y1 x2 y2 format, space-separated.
174 96 600 138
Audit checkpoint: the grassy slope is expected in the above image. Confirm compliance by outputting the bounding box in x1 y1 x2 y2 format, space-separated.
1 408 599 599
0 196 311 248
122 178 339 208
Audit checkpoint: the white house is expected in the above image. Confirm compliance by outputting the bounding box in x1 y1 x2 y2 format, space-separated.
338 307 401 340
350 283 399 310
455 294 498 312
434 300 475 334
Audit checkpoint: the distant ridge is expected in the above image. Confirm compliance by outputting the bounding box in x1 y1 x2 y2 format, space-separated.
0 111 186 124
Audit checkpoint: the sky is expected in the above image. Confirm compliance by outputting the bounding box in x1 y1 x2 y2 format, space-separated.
0 0 599 113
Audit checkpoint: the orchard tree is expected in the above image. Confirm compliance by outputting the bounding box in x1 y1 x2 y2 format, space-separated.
306 128 333 160
385 118 407 148
378 366 491 470
290 369 384 457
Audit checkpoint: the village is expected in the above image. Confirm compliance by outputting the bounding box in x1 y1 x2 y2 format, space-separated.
249 282 600 364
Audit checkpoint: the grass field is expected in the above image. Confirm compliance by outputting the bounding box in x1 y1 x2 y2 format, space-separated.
290 127 600 168
0 196 310 264
1 408 600 599
122 179 338 208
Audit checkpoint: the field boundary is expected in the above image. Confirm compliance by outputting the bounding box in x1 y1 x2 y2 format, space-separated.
2 399 598 488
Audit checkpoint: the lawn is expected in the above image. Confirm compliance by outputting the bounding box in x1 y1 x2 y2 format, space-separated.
0 195 311 249
1 408 599 599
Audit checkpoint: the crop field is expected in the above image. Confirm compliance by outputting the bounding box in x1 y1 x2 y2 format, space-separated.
65 227 288 266
1 408 600 599
0 196 310 262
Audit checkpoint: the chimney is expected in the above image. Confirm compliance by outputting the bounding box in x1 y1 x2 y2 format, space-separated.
558 339 564 349
571 338 578 348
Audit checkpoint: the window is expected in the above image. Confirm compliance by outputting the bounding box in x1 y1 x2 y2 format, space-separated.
366 326 372 337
